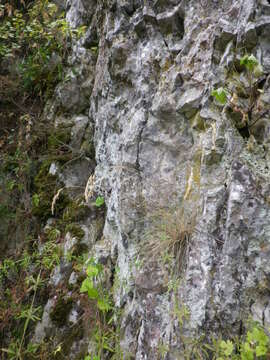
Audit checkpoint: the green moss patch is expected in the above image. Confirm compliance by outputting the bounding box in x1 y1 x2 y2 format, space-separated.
50 296 73 327
65 223 85 240
32 160 71 222
63 201 91 223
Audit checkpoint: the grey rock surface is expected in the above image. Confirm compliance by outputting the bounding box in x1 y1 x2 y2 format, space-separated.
35 0 270 358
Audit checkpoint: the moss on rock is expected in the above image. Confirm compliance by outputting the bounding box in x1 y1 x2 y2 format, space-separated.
65 223 85 240
50 296 73 327
32 160 70 222
62 201 91 223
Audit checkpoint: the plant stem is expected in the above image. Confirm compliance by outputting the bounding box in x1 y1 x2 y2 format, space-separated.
18 269 41 359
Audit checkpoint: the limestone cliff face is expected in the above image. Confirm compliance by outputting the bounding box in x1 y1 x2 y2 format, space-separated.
37 0 270 358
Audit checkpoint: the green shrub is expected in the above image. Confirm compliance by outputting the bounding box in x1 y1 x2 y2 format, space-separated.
0 0 86 97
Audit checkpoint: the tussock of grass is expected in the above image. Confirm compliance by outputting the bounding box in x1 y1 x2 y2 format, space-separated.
141 205 197 273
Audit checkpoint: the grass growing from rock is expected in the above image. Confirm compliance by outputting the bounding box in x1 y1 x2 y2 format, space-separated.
141 205 197 273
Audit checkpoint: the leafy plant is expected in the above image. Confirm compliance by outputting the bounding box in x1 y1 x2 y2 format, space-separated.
0 0 86 97
217 340 234 359
211 54 266 133
95 196 105 208
212 87 228 105
241 325 269 359
32 193 40 207
240 54 260 72
2 270 42 360
80 260 127 359
80 260 111 313
204 323 270 360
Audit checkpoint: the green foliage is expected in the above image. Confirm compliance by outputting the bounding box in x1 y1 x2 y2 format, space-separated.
211 53 266 133
95 196 105 208
32 193 40 207
80 260 128 359
204 323 270 360
211 87 228 105
212 54 262 108
38 240 61 270
217 340 234 359
0 0 86 97
240 54 259 72
45 227 61 242
241 325 269 359
1 270 42 360
47 127 71 151
65 223 85 240
80 260 111 313
63 201 90 222
33 160 70 222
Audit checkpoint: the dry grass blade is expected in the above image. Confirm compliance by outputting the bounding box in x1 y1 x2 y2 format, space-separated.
51 188 64 215
84 174 95 203
141 206 197 273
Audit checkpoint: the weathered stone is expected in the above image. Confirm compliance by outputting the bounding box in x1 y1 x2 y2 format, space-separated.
31 0 270 357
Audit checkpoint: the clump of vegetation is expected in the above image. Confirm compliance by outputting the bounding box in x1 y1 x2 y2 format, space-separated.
32 160 70 222
80 259 126 360
204 322 270 360
95 196 105 208
65 223 85 240
212 54 267 136
141 206 197 273
0 0 86 98
62 199 91 223
47 127 72 152
0 236 61 359
0 2 97 359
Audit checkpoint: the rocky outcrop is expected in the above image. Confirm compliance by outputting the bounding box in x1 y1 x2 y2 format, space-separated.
33 0 270 358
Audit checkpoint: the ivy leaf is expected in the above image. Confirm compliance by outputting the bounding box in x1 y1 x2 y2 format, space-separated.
211 87 228 105
87 287 99 299
247 327 269 347
95 196 105 207
80 278 99 299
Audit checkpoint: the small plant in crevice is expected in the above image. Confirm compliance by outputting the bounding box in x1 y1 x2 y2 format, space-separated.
80 259 111 313
212 54 268 138
80 259 126 360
